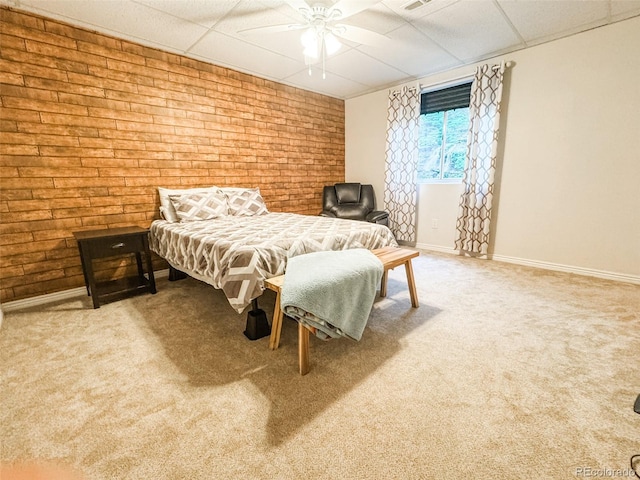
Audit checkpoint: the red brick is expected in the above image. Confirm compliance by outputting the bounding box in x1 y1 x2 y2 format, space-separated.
1 8 44 29
58 92 130 110
53 205 123 219
23 256 79 274
105 88 166 107
107 58 168 81
68 71 140 94
100 130 162 144
24 76 105 98
125 43 180 64
3 22 76 49
53 177 125 188
0 71 24 86
0 251 46 267
1 132 80 147
0 231 34 245
44 20 121 49
144 142 198 153
1 56 69 82
115 150 169 161
1 45 89 74
38 146 114 157
77 41 144 65
0 107 42 122
0 144 39 156
24 40 107 68
115 120 174 135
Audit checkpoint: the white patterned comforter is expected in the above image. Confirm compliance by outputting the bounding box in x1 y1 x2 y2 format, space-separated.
148 212 398 313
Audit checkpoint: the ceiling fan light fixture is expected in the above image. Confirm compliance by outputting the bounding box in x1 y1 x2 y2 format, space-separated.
300 27 317 49
323 32 341 56
303 45 319 60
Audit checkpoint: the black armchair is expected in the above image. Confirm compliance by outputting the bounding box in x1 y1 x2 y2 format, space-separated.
320 183 389 227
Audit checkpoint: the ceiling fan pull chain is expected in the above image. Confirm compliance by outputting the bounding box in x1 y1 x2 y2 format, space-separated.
322 32 326 80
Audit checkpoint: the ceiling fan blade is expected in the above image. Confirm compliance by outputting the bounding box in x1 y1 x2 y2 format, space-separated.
333 24 390 47
238 23 307 35
329 0 381 20
283 0 312 16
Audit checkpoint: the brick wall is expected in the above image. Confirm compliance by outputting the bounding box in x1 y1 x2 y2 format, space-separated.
0 7 345 303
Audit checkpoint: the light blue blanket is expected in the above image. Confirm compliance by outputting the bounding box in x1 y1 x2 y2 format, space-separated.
281 249 383 341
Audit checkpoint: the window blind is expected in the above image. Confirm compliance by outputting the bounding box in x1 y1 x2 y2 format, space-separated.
420 82 472 115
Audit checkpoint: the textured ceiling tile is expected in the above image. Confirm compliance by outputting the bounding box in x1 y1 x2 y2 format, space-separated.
610 0 640 20
324 48 411 87
133 0 240 29
188 30 303 81
498 0 610 42
284 68 369 98
357 23 462 76
412 0 524 61
18 0 209 51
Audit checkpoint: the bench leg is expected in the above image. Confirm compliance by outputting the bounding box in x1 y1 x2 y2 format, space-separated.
380 270 388 297
269 291 283 350
404 260 419 308
298 323 310 375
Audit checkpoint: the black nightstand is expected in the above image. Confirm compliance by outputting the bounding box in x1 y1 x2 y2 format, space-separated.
73 226 157 308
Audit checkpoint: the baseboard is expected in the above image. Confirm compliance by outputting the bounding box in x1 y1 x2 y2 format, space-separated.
488 254 640 285
415 242 459 255
2 252 638 315
1 269 170 313
416 243 639 285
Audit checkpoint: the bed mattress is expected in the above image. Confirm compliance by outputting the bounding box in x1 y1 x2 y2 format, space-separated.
149 212 398 313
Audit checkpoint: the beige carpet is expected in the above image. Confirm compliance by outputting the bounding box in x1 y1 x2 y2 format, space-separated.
1 251 639 479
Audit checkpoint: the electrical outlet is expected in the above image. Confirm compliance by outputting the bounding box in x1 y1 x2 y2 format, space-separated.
431 219 439 229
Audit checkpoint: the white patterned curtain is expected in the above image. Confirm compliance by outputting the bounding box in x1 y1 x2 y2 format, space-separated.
455 63 506 256
384 86 419 245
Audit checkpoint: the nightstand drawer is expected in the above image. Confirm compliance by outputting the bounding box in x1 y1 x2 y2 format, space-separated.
88 234 145 259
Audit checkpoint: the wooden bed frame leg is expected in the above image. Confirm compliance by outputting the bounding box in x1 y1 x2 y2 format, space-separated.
298 323 310 375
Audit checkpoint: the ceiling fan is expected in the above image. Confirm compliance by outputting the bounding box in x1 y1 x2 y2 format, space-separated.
239 0 389 78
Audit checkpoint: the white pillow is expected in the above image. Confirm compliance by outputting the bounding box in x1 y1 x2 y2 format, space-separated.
168 191 229 222
158 186 219 222
224 187 269 216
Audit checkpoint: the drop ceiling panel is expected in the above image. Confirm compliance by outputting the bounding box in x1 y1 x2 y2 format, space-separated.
133 0 240 29
188 30 304 81
17 0 208 52
498 0 609 43
381 0 459 21
324 48 411 87
211 0 302 38
210 2 308 61
339 3 407 34
412 0 524 61
284 68 369 98
357 23 462 76
611 0 640 20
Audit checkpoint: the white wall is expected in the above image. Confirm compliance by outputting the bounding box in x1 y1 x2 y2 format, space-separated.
345 89 389 206
345 16 640 279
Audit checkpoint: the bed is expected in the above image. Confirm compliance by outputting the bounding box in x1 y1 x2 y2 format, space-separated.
148 186 398 313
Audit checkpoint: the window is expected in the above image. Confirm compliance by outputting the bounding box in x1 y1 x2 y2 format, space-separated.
417 81 472 183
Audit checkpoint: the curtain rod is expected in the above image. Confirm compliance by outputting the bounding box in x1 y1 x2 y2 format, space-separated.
418 60 512 93
389 85 418 97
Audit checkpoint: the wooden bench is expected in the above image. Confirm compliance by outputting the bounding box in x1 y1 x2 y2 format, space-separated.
264 246 420 374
